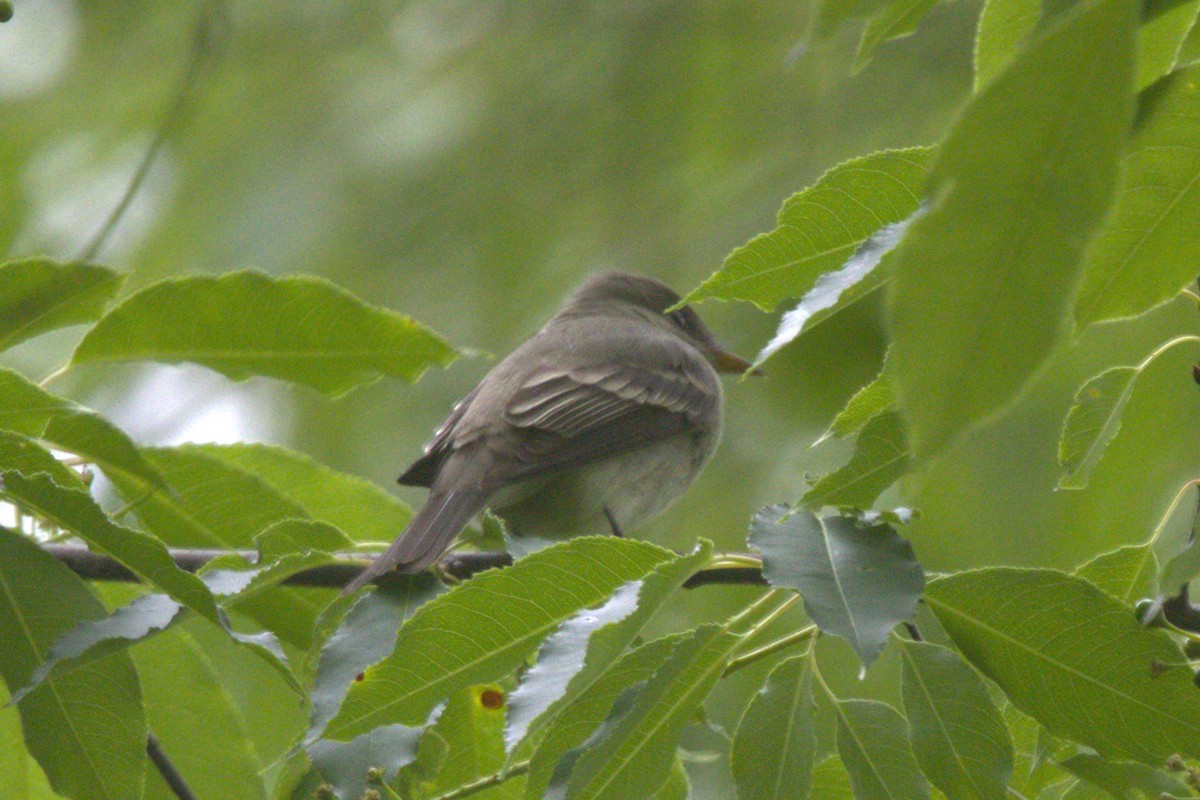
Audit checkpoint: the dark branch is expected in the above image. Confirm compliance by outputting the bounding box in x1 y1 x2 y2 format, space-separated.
147 733 200 800
39 543 765 589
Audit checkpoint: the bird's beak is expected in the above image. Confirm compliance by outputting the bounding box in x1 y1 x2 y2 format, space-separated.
707 345 765 377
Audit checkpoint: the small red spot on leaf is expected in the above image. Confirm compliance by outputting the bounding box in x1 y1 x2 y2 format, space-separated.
355 672 365 682
480 688 504 709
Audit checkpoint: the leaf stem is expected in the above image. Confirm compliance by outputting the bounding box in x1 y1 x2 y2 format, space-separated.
37 364 69 388
723 623 818 677
423 759 530 800
725 587 787 631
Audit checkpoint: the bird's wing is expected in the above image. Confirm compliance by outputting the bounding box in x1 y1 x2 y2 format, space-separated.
495 345 718 483
398 385 481 487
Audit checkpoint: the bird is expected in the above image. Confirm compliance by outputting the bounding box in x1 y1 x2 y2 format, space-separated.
342 271 753 593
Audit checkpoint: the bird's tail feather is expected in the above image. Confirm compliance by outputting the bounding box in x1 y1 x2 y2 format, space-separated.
343 488 488 594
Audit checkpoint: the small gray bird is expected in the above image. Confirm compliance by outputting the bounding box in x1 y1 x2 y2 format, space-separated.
343 272 752 593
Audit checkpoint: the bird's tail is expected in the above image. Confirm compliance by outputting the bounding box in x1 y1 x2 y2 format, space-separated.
342 488 489 594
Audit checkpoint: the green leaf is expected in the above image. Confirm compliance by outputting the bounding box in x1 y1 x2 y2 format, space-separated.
853 0 941 74
0 429 86 487
810 756 856 800
1075 63 1200 327
731 655 816 800
0 470 220 619
803 410 910 510
0 367 165 488
0 528 146 800
308 574 443 739
1160 492 1200 593
685 148 930 311
925 568 1200 764
559 623 745 800
0 682 60 800
195 443 412 544
974 0 1042 90
1058 751 1192 797
817 357 896 443
404 686 522 800
1057 366 1140 490
69 271 457 397
749 506 924 666
1136 0 1200 90
304 726 424 800
505 543 711 755
899 640 1013 800
834 698 930 800
1073 544 1158 604
650 760 689 800
0 258 123 352
326 537 676 739
524 634 685 800
889 0 1137 461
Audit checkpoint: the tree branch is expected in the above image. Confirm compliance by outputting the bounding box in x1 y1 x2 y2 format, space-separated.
39 543 767 589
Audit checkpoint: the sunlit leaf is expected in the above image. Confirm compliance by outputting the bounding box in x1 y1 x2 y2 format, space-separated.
749 505 924 666
974 0 1042 89
1136 0 1200 90
70 271 458 397
834 698 930 800
0 429 86 487
0 528 146 800
326 537 676 739
900 640 1013 800
925 568 1200 763
685 149 929 311
523 634 685 800
890 0 1136 461
1073 544 1158 604
1058 751 1192 797
505 542 711 754
810 756 856 800
731 655 816 800
1076 63 1200 327
803 410 910 509
0 258 123 352
0 367 164 488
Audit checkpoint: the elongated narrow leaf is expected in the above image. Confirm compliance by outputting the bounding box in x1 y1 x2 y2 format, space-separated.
560 623 744 800
803 410 910 510
327 537 676 739
1073 544 1158 604
0 258 123 352
1059 751 1192 797
890 0 1137 461
755 213 916 369
1058 366 1139 489
925 568 1200 764
0 367 164 488
0 429 86 487
817 358 896 443
732 655 816 800
900 640 1013 800
974 0 1042 89
835 699 930 800
750 506 924 666
505 542 712 754
853 0 940 74
70 271 457 397
524 634 685 800
0 470 220 620
1076 63 1200 327
196 443 411 544
685 149 930 311
0 528 146 800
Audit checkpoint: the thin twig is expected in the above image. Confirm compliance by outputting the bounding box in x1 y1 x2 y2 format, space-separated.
146 733 200 800
424 759 530 800
723 623 818 677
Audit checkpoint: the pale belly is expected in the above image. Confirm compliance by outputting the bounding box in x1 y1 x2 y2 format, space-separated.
489 434 713 541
